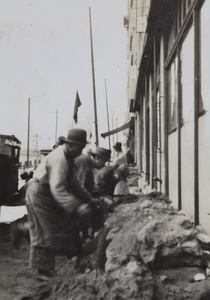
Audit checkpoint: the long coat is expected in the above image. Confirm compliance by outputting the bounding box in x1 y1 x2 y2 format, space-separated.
25 144 92 270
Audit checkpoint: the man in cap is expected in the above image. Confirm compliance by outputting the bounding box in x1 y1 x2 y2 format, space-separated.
112 142 127 166
74 146 112 193
112 142 131 205
74 147 118 239
25 128 99 281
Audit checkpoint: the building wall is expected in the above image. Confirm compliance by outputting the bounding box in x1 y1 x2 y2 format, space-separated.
199 114 210 234
126 0 148 124
129 0 210 235
198 0 210 234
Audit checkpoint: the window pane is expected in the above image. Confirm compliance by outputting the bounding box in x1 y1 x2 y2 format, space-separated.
169 56 178 131
181 26 194 123
157 90 161 149
201 1 210 112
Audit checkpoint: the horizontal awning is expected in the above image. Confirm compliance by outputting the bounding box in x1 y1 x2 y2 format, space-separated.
101 121 131 138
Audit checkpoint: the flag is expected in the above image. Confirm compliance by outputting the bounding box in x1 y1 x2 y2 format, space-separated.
73 91 82 123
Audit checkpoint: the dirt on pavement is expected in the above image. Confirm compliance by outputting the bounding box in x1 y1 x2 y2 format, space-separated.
2 192 210 300
0 223 69 300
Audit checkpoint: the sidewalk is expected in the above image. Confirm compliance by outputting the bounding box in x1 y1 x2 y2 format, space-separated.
0 168 34 224
0 205 27 224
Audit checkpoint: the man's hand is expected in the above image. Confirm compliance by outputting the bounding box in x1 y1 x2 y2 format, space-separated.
90 197 101 209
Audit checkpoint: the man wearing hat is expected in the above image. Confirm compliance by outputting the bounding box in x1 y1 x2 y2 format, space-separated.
74 147 121 238
25 128 99 281
112 142 127 166
74 146 112 192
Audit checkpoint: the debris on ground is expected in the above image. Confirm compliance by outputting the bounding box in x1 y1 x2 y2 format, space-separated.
2 192 210 299
45 192 210 299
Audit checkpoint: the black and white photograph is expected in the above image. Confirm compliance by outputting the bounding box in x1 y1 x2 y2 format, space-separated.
0 0 210 299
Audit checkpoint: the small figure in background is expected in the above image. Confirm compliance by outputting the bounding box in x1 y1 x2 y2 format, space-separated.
113 164 130 204
126 148 135 165
112 142 127 166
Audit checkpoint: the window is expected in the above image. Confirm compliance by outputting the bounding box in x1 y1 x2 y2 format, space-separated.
131 55 134 66
181 26 194 124
168 56 178 132
130 0 133 8
200 1 210 113
156 90 161 151
167 0 193 57
130 36 133 51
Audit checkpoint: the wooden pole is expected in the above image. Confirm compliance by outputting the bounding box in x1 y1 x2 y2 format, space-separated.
27 97 30 168
89 7 99 146
116 118 118 142
105 79 111 150
55 109 58 143
112 109 115 146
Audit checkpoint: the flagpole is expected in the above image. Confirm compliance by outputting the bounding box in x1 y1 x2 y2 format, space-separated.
116 118 118 142
55 109 58 143
27 97 30 168
89 7 99 146
105 79 111 150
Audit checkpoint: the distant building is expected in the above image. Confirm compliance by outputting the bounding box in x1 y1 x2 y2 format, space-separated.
19 149 40 169
40 149 53 160
124 0 151 156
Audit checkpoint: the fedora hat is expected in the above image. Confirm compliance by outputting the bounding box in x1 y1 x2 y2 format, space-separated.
113 142 122 151
60 129 89 146
92 147 111 161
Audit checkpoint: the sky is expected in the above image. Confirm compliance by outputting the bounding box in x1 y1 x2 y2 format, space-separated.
0 0 128 151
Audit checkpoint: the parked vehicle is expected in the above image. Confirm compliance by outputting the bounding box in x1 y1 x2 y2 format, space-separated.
0 134 21 205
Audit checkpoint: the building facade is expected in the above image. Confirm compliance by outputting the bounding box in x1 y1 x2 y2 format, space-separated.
127 0 210 235
125 0 151 158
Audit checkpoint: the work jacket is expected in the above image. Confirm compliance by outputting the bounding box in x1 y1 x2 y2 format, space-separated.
32 144 92 214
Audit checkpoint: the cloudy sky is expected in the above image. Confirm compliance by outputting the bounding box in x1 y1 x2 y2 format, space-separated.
0 0 128 150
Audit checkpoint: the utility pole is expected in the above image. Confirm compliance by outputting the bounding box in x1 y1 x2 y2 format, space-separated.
112 109 115 146
27 98 30 168
55 109 58 143
89 7 99 146
116 118 118 142
105 79 111 150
